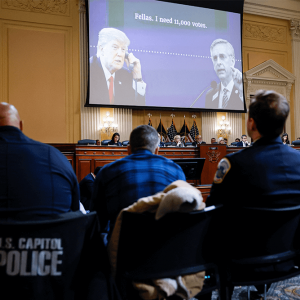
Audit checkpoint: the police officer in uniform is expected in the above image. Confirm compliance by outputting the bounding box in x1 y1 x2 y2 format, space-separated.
207 90 300 208
206 90 300 299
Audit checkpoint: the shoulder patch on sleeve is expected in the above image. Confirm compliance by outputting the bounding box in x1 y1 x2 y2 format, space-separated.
213 158 231 184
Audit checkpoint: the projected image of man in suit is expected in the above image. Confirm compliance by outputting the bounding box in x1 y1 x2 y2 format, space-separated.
205 39 244 110
89 28 146 106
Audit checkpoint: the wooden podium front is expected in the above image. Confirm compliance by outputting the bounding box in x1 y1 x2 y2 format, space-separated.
199 144 227 185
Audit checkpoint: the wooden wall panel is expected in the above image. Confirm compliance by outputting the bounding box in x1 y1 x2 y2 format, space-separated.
0 1 80 143
6 26 67 142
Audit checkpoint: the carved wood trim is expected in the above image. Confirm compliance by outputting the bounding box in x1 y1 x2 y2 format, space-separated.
2 0 69 16
243 22 286 43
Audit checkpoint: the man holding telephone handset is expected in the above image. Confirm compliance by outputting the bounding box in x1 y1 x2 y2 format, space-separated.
89 27 146 106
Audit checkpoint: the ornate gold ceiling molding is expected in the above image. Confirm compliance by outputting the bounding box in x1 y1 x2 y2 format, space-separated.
244 22 286 43
2 0 69 16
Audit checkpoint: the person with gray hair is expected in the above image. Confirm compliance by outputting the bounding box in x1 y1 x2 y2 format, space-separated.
205 38 244 110
89 27 146 106
92 125 186 238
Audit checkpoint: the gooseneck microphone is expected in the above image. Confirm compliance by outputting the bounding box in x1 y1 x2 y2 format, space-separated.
190 81 217 108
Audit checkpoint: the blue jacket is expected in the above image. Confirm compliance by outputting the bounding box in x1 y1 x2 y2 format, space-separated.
0 126 79 218
206 136 300 208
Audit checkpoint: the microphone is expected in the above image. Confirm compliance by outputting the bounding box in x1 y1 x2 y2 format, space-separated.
190 81 217 108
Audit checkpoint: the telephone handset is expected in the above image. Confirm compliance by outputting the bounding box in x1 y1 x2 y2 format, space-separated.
125 51 135 72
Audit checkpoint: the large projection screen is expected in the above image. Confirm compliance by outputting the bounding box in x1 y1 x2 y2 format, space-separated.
86 0 245 112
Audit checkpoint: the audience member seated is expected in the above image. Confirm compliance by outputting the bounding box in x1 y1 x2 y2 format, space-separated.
211 137 217 144
235 138 240 143
206 90 300 297
297 137 300 140
108 132 122 146
236 134 250 147
0 102 80 218
91 125 186 237
158 133 165 147
192 135 206 146
173 135 184 147
282 132 290 145
224 138 228 144
79 166 101 211
96 139 100 145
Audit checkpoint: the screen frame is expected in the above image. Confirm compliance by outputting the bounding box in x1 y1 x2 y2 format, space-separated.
85 0 245 113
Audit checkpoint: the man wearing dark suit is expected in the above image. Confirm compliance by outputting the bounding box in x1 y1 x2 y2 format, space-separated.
236 134 250 147
206 90 300 297
89 28 146 106
192 135 206 146
205 39 244 110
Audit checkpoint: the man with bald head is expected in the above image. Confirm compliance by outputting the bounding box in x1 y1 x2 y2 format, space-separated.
0 102 80 218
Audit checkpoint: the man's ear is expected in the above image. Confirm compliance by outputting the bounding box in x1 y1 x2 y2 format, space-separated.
99 45 104 56
248 117 257 131
19 120 23 131
154 147 159 155
127 145 132 155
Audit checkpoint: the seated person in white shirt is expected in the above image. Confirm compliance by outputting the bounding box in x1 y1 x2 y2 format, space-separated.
205 39 244 110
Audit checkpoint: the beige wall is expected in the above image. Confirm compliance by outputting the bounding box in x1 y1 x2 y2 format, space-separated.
242 13 293 135
0 1 80 143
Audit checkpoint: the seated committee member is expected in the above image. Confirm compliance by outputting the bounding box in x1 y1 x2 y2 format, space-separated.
91 125 186 235
205 39 244 110
108 132 122 146
174 135 184 147
193 135 206 146
218 137 225 144
0 103 80 217
89 28 146 106
211 137 217 144
236 134 250 147
282 132 290 145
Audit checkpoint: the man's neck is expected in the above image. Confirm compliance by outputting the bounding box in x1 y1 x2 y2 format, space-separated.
221 77 232 87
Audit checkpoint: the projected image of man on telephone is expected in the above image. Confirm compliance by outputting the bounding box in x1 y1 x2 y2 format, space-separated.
89 28 146 106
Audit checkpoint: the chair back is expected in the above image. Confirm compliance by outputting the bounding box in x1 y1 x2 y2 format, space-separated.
292 140 300 145
0 211 113 300
164 142 172 147
228 205 300 261
230 142 238 146
77 139 96 145
117 205 223 280
101 139 111 145
122 140 129 146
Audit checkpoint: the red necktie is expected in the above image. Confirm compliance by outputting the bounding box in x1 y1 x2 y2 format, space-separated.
109 76 114 104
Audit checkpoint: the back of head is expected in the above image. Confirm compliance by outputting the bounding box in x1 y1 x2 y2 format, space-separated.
129 125 159 153
0 102 21 129
249 90 289 138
